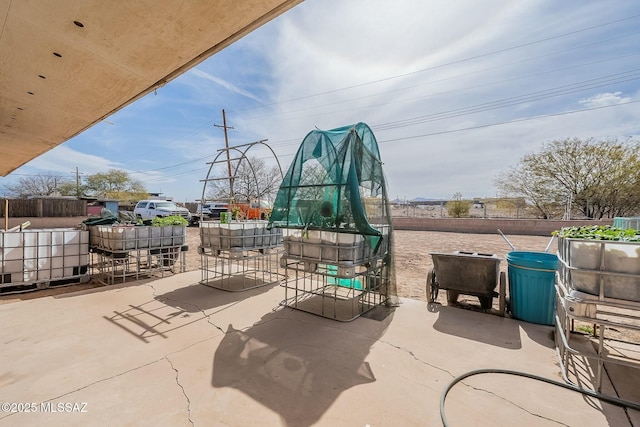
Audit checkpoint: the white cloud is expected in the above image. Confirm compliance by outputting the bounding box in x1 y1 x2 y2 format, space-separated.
12 145 175 194
579 92 632 108
26 145 121 175
229 0 640 199
189 68 265 105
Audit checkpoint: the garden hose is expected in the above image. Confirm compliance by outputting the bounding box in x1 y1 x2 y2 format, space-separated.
440 368 640 427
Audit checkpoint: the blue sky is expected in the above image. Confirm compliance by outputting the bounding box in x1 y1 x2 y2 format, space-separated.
3 0 640 202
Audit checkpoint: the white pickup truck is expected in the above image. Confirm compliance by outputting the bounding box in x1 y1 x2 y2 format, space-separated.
133 200 191 222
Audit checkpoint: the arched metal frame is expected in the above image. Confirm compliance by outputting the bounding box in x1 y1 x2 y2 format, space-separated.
200 140 284 221
198 140 286 293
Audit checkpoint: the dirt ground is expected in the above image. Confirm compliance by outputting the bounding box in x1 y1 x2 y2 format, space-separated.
388 230 552 300
182 227 553 302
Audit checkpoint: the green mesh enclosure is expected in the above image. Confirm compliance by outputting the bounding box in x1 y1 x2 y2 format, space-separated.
269 122 397 302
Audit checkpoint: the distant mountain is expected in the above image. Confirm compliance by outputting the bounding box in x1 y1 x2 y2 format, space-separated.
392 197 444 204
410 197 439 202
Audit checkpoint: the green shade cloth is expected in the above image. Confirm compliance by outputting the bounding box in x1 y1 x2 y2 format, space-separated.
269 122 397 302
270 123 387 251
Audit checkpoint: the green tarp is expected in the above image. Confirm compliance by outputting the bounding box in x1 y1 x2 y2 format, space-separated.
269 122 390 253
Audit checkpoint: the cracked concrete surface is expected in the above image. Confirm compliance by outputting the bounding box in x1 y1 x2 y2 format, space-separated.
1 270 638 426
166 356 194 427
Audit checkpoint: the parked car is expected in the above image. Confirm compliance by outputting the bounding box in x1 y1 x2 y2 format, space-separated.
134 200 191 222
198 202 229 219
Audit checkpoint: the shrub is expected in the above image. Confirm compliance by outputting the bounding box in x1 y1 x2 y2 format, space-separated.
446 194 472 218
151 215 188 226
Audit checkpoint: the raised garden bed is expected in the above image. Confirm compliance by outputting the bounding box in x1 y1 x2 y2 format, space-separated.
556 226 640 302
91 225 186 251
282 224 389 265
200 221 282 251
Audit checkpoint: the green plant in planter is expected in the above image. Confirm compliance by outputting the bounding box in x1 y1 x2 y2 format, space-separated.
553 225 640 241
151 215 188 226
576 324 595 335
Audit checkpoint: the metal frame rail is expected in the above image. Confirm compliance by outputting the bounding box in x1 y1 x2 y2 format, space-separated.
199 246 284 291
555 248 640 393
92 246 187 286
279 256 388 322
198 220 285 292
278 227 390 322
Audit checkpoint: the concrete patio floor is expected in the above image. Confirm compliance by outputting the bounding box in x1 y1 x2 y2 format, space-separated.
1 271 639 426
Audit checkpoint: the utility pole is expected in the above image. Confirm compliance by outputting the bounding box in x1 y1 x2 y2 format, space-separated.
214 109 235 203
76 166 80 198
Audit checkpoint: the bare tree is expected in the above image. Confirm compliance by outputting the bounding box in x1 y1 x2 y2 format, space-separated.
495 138 640 219
2 174 71 198
206 156 282 203
494 163 563 219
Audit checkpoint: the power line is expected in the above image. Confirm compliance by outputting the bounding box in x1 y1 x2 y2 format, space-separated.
373 70 640 131
51 13 638 185
142 166 210 183
251 62 640 129
121 16 640 178
134 153 218 173
230 14 640 114
376 99 640 144
132 100 640 182
248 70 639 151
233 32 640 125
125 69 640 181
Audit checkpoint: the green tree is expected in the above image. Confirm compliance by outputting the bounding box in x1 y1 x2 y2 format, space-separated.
446 192 471 218
84 169 148 202
495 138 640 219
58 181 80 197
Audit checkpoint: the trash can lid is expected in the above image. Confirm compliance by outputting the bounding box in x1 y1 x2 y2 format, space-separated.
506 251 558 271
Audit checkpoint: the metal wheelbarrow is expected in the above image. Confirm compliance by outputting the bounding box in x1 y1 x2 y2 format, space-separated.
427 251 506 316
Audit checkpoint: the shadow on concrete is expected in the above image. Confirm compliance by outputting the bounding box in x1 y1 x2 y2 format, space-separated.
559 334 640 426
519 322 555 349
212 307 394 426
155 281 278 312
51 276 162 300
430 304 522 349
564 332 640 426
102 282 276 343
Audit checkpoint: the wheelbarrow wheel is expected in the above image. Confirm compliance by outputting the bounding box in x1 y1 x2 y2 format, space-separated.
427 268 438 302
479 296 493 309
498 271 506 317
447 290 459 304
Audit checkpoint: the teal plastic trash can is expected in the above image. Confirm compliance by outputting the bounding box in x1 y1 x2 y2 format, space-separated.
507 251 558 326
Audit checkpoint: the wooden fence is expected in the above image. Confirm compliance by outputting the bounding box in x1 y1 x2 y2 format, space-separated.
392 217 612 236
0 198 87 217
